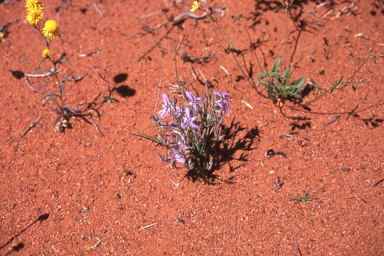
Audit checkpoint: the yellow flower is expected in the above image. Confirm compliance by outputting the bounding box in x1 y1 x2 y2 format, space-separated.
42 48 51 58
26 8 43 25
26 0 43 10
42 20 59 40
191 1 200 12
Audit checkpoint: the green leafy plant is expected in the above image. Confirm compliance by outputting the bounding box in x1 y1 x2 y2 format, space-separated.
258 57 305 102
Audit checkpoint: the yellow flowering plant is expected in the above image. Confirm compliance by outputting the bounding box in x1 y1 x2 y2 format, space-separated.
25 0 103 134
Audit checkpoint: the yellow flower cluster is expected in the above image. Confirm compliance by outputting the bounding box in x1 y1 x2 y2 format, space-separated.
26 0 44 10
25 0 60 40
26 7 43 25
25 0 43 25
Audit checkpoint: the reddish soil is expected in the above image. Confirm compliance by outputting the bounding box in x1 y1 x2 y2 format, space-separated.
1 0 384 255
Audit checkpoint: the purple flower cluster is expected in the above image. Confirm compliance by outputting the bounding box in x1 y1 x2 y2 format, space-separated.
156 89 231 175
159 91 204 130
213 90 231 116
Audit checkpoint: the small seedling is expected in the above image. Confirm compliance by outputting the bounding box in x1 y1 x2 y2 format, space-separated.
288 190 314 204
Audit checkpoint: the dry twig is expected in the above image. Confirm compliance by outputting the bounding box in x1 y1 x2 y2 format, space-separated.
85 237 104 252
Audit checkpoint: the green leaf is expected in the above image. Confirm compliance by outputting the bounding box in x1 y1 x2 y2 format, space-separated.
40 93 61 100
293 77 305 89
275 57 281 66
258 73 267 77
282 67 292 86
274 57 281 69
38 57 48 68
63 106 77 114
271 57 281 75
58 82 65 96
58 70 75 95
292 93 302 98
62 70 75 83
52 115 61 127
270 71 278 76
48 96 61 110
58 59 72 66
33 69 56 76
40 94 61 110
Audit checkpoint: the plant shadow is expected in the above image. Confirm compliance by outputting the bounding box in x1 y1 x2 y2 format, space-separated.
287 100 384 129
69 72 136 134
0 213 49 253
113 84 136 98
201 117 260 184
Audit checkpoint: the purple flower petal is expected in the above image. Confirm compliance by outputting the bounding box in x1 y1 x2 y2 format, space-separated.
185 91 194 102
189 121 200 130
159 93 174 119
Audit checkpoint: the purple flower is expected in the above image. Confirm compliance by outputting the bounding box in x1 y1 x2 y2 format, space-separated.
181 107 200 130
159 93 174 119
185 91 204 114
160 148 186 164
171 149 186 163
177 134 190 150
214 91 231 115
165 145 186 164
174 104 182 118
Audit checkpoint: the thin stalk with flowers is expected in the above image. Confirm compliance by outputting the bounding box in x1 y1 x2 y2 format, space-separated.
25 0 102 134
